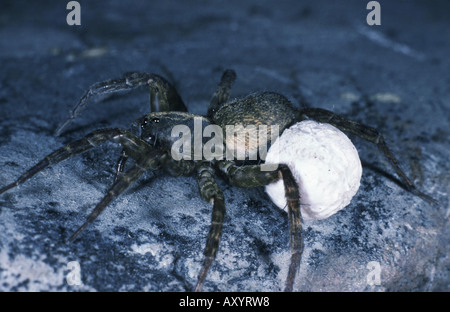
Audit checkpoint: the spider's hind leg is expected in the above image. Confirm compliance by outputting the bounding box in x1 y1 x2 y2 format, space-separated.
207 69 237 118
299 107 438 205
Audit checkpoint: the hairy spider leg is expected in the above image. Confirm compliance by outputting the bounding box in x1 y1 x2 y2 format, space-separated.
68 153 159 242
113 118 142 182
207 69 237 118
215 161 303 292
300 108 438 206
0 129 160 239
279 165 303 292
55 72 187 136
114 150 129 182
194 163 226 292
90 73 188 181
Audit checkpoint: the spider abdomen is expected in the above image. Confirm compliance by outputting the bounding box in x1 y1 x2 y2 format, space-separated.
212 92 297 161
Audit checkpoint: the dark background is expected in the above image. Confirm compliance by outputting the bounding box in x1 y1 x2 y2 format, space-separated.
0 0 448 291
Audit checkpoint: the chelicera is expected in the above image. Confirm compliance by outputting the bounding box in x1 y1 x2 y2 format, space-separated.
0 69 436 291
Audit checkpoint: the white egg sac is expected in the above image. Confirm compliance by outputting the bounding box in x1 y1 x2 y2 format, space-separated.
265 120 362 220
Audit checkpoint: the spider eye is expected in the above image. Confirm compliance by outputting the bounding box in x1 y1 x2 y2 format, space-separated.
151 118 160 123
141 118 148 128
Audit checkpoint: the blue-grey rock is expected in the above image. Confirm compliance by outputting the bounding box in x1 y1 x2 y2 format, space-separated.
0 0 448 292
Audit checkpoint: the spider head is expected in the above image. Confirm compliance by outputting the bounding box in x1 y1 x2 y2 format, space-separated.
139 111 211 154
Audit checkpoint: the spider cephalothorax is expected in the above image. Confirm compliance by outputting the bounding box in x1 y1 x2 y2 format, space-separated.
0 69 436 291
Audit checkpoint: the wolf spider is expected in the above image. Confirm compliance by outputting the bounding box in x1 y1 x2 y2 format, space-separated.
0 69 436 291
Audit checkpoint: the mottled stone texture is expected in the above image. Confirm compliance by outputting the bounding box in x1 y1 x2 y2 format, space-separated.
0 0 448 291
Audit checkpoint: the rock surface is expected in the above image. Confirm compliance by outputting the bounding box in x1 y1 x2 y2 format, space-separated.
0 0 448 291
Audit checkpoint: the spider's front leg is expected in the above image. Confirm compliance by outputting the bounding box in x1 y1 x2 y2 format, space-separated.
300 108 439 205
194 162 226 292
54 71 186 180
55 72 187 136
0 128 162 241
216 161 303 292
